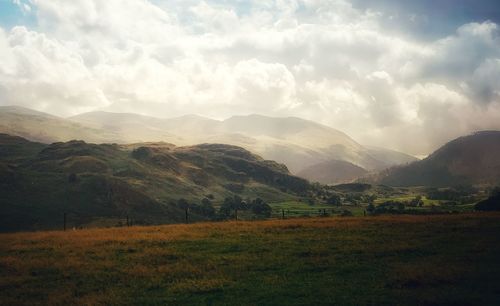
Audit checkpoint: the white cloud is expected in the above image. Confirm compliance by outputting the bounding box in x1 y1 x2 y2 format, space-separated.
0 0 499 155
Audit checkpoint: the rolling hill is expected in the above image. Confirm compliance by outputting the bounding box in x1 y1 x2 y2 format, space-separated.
366 131 500 187
0 133 309 232
0 106 417 183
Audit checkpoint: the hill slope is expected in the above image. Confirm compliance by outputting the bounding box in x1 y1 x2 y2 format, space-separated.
0 134 309 231
367 131 500 187
0 106 121 143
1 106 416 180
297 160 368 184
71 111 418 176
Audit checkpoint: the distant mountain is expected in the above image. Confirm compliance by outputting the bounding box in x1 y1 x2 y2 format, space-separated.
0 106 120 144
70 111 418 178
297 160 368 185
70 111 202 144
0 106 416 182
365 146 418 168
365 131 500 187
0 134 308 231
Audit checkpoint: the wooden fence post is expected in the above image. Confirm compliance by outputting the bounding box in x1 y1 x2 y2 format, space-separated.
282 209 285 219
63 212 67 231
185 208 189 224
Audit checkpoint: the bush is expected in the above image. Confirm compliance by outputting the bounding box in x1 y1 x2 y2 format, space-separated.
340 210 353 217
408 196 424 207
372 201 406 215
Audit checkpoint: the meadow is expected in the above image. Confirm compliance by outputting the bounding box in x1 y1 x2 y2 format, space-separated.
1 213 500 305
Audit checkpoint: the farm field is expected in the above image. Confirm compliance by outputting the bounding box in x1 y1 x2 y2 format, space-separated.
1 213 500 305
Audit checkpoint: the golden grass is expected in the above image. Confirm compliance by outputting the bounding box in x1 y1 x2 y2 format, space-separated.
1 213 499 305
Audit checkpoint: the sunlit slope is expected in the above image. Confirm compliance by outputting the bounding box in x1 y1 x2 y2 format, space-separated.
70 111 416 174
70 111 198 144
297 159 368 184
0 106 120 143
367 131 500 186
1 106 416 182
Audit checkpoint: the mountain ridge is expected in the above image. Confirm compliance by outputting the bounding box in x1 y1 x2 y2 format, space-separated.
0 106 417 182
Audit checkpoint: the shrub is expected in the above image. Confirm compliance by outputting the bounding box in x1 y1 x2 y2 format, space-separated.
340 210 353 217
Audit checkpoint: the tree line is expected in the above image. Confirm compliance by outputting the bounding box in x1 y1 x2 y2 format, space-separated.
174 195 273 221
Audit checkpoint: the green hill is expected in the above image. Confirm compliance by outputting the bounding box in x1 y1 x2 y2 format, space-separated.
366 131 500 187
0 134 309 232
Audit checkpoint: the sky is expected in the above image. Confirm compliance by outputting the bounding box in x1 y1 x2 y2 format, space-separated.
0 0 500 155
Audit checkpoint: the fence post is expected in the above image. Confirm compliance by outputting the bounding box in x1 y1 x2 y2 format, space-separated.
282 209 285 220
185 208 189 224
126 215 129 227
63 212 67 231
235 209 238 221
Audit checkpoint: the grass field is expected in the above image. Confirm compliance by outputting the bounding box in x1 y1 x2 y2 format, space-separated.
1 213 500 305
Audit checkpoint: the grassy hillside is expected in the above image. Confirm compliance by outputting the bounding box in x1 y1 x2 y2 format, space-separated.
366 131 500 187
0 134 308 231
1 213 499 305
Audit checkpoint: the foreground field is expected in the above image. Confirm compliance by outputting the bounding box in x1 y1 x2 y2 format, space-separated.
1 214 500 305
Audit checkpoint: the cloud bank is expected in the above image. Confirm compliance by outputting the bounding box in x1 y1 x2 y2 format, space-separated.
1 0 500 155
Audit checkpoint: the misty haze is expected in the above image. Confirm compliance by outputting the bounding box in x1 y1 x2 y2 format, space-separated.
1 1 500 305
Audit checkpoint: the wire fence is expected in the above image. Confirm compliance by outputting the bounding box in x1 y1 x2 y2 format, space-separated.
59 208 363 231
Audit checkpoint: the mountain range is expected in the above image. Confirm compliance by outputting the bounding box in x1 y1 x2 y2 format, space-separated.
0 106 417 184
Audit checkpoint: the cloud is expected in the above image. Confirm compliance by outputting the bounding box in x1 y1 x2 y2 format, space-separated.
0 26 109 115
0 0 499 155
12 0 31 15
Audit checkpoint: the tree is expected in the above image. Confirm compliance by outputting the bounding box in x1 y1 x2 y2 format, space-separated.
200 198 216 217
219 195 244 217
409 195 424 207
250 198 272 217
366 203 375 214
177 198 189 209
326 193 341 206
366 194 377 204
68 173 78 183
219 198 233 217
